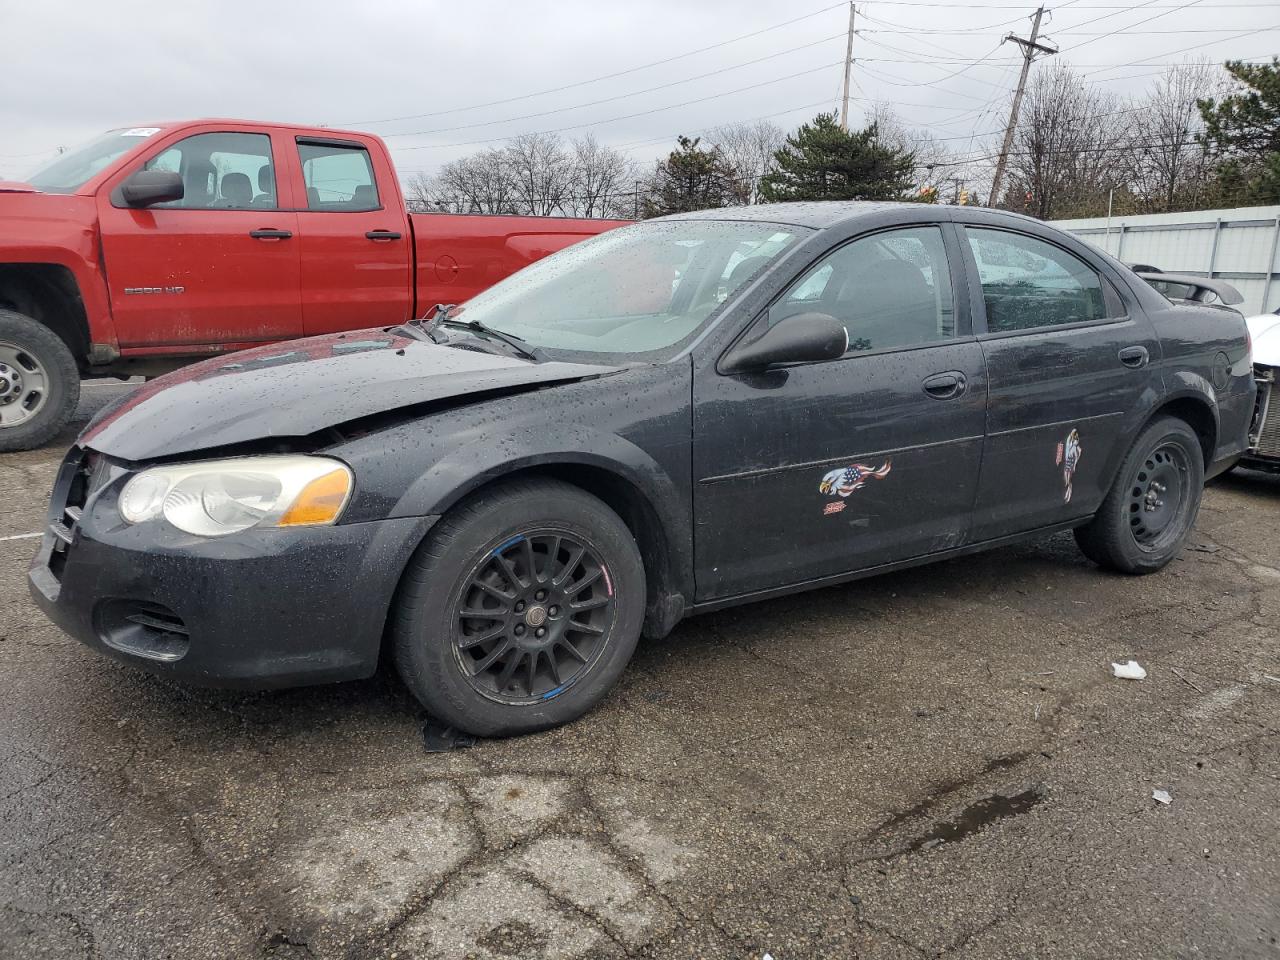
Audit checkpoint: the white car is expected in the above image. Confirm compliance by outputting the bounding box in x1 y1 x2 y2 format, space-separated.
1245 308 1280 471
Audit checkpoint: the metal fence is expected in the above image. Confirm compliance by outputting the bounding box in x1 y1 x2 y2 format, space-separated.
1053 205 1280 316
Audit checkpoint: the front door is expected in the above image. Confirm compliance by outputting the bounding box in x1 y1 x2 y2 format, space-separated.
292 137 413 335
693 223 988 601
959 224 1161 541
98 130 303 349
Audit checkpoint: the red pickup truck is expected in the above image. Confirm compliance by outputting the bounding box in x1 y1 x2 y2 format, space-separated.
0 119 626 450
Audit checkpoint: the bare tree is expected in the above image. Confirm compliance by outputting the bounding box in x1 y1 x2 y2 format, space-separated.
707 121 784 204
1001 63 1130 219
865 103 954 195
504 133 575 216
568 134 637 218
432 148 517 214
1129 60 1222 212
404 172 438 212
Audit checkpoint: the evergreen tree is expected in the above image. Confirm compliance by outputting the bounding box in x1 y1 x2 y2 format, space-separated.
1198 58 1280 204
758 113 916 203
641 136 740 217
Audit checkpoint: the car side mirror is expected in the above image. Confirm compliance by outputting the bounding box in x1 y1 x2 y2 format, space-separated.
720 312 849 373
120 170 184 207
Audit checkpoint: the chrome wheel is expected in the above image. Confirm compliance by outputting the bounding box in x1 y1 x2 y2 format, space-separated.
452 529 617 705
0 340 50 428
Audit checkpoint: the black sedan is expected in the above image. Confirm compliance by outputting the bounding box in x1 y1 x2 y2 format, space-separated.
29 202 1255 736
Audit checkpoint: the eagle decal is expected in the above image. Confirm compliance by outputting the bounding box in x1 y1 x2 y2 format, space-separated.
819 462 892 513
1055 429 1082 503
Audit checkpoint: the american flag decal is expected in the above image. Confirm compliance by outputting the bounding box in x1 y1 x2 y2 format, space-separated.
819 461 892 502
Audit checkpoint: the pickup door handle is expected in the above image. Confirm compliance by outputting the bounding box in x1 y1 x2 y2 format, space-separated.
249 228 292 240
366 230 402 241
922 371 967 400
1118 345 1150 368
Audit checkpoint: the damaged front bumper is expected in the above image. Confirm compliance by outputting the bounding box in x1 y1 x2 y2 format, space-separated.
28 447 435 689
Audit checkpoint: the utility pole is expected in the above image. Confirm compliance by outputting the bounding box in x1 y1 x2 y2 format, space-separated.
988 6 1056 208
839 3 856 131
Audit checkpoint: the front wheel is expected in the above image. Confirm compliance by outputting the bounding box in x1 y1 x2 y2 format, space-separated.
391 478 645 737
0 309 80 453
1074 416 1204 574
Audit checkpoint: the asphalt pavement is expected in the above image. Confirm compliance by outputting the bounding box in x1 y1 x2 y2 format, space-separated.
1 383 1278 959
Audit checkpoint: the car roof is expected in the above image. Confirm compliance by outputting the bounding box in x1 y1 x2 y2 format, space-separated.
661 200 1049 232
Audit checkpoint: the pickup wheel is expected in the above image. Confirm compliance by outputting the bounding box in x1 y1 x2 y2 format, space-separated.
391 478 645 737
0 309 80 453
1074 416 1204 574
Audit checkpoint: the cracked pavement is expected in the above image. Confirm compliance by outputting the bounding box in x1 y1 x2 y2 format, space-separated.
2 385 1278 959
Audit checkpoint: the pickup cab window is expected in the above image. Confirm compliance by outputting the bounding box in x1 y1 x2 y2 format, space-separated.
298 142 379 211
142 132 277 210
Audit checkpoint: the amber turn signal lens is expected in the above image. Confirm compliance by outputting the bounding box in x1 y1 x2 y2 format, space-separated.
277 469 352 526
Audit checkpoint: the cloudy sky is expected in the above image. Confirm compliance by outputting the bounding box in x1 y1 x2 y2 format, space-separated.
0 0 1272 184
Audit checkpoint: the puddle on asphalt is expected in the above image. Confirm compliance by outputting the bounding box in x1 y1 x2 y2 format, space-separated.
906 787 1045 854
879 751 1036 833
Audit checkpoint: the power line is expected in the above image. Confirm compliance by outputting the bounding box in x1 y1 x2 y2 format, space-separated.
395 61 846 152
1080 26 1274 76
381 33 847 139
854 0 1271 6
1056 0 1207 54
337 1 848 127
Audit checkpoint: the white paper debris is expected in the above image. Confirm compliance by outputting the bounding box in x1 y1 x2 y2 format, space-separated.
1112 660 1147 680
1152 789 1173 805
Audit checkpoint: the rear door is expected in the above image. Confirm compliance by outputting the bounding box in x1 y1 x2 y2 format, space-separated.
291 137 413 334
97 129 303 349
692 222 988 600
959 223 1160 541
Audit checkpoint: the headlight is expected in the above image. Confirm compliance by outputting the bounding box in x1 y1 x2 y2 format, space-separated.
119 456 353 537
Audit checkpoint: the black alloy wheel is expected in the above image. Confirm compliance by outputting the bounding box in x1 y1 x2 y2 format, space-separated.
392 478 645 737
454 529 616 704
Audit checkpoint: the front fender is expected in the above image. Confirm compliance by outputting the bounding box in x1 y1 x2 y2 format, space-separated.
0 192 115 351
330 363 696 602
392 425 687 533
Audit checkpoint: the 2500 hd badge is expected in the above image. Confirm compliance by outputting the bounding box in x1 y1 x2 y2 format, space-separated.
29 203 1255 737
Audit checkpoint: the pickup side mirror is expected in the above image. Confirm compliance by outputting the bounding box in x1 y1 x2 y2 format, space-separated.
721 312 849 373
120 170 184 207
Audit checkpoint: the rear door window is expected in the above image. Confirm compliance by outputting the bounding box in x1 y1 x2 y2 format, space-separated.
297 141 379 211
965 228 1117 333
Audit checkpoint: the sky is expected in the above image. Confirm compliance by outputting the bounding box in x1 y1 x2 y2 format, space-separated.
0 0 1274 186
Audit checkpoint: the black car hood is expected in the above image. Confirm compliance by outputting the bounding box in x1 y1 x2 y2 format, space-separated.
82 329 619 461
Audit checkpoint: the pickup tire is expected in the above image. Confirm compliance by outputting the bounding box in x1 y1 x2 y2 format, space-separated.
1074 416 1204 574
0 309 80 452
391 478 645 737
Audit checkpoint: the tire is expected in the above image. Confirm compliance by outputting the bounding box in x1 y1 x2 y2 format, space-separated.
1074 416 1204 574
391 478 646 737
0 309 80 453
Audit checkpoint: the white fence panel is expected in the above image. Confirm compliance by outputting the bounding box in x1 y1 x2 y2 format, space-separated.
1053 205 1280 316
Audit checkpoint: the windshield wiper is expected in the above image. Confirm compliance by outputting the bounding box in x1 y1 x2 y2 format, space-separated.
443 317 542 362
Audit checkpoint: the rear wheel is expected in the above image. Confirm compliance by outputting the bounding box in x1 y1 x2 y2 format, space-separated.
392 478 645 737
0 309 80 452
1074 416 1204 574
